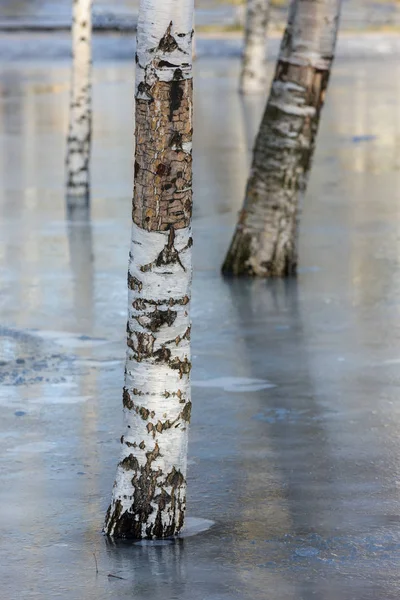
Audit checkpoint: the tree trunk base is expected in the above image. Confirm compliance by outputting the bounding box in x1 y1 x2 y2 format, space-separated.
222 227 297 278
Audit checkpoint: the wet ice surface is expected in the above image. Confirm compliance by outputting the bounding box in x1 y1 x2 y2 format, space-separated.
3 37 400 600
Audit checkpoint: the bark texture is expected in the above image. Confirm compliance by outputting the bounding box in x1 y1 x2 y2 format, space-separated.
104 0 194 540
240 0 270 94
224 0 342 277
66 0 92 208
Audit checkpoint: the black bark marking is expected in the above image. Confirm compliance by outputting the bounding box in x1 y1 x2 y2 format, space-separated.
153 346 172 363
166 467 185 487
119 455 139 471
139 228 186 273
169 70 184 121
135 308 178 333
158 60 178 68
125 440 137 448
180 401 192 423
158 22 179 53
156 163 168 176
133 296 189 310
169 131 183 150
132 298 147 311
123 388 134 410
128 273 143 292
156 227 185 270
137 81 153 101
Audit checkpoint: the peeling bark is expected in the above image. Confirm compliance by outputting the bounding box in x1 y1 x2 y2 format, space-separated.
240 0 270 94
224 0 342 277
66 0 92 210
104 0 194 540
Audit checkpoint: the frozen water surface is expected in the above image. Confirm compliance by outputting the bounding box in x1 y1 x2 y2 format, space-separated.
192 377 276 392
2 32 400 600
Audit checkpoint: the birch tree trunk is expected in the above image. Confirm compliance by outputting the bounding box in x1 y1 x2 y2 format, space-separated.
240 0 270 94
65 0 92 210
104 0 194 540
224 0 342 276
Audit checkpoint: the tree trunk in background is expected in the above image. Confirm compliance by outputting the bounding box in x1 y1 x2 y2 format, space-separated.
240 0 270 94
224 0 342 276
192 13 196 60
66 0 92 210
104 0 194 540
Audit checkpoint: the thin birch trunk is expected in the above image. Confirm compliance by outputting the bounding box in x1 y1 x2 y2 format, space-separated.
66 0 92 209
224 0 342 276
192 13 196 60
240 0 270 94
104 0 194 539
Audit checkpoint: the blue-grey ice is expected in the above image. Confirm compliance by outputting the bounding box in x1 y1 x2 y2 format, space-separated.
1 19 400 600
192 377 276 392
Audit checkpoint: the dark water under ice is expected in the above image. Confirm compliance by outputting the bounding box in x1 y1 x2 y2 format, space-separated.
2 33 400 600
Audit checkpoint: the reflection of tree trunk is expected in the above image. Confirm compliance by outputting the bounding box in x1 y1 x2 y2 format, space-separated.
240 0 270 94
224 278 336 599
1 70 44 327
223 0 342 277
66 206 94 334
104 537 186 598
226 278 334 523
65 0 92 210
104 0 194 540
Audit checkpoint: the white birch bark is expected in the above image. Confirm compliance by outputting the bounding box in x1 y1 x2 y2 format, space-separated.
104 0 194 540
224 0 342 276
192 13 196 61
66 0 92 209
240 0 270 94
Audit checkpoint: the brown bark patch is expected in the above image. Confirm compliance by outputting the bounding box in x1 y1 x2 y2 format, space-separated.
133 78 192 231
139 407 150 421
131 332 155 360
123 388 134 410
128 273 143 292
169 357 191 378
180 401 192 423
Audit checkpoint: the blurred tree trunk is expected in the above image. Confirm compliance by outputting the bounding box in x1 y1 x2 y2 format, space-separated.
192 13 196 60
223 0 342 276
66 0 92 211
104 0 194 540
240 0 270 94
